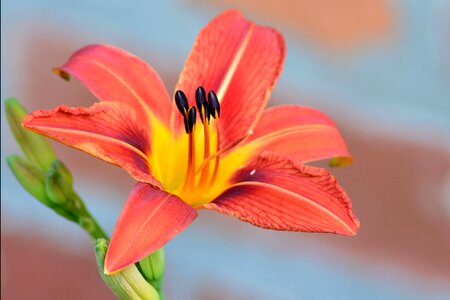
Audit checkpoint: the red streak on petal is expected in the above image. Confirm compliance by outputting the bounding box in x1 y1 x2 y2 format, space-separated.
204 152 359 235
245 105 351 164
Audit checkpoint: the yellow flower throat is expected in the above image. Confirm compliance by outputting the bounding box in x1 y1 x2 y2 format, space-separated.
148 87 250 207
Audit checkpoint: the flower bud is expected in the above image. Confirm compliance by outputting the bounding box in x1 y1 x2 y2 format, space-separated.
5 98 57 171
137 249 165 290
95 239 160 300
7 155 80 222
45 160 73 205
7 155 51 205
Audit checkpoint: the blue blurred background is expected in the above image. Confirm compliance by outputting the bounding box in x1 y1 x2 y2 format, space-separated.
2 0 450 299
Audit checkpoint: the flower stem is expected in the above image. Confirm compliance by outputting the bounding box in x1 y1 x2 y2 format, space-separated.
69 192 108 240
78 209 108 240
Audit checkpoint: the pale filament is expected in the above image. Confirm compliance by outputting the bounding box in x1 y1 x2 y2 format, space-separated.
198 111 211 186
195 126 252 177
182 129 196 192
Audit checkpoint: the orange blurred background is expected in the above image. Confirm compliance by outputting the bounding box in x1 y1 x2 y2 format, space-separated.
2 0 449 299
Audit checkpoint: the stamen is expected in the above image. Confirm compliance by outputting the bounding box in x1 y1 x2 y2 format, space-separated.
195 86 212 186
209 122 220 186
175 90 191 134
187 128 196 189
175 90 189 116
177 88 224 192
195 86 210 124
183 117 189 135
208 90 220 119
198 120 211 186
207 90 221 186
196 129 253 176
186 106 197 134
182 107 197 191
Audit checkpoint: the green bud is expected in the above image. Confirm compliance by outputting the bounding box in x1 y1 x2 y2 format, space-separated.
45 170 67 205
5 98 57 171
137 249 165 290
95 239 160 300
7 155 80 222
45 160 74 205
7 155 51 205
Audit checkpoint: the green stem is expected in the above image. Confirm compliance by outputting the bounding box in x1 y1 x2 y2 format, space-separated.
79 208 109 240
70 192 108 240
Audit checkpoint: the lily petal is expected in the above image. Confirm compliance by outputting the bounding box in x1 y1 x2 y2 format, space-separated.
55 44 171 126
204 152 359 235
173 10 285 148
244 105 352 166
105 183 197 274
23 102 162 188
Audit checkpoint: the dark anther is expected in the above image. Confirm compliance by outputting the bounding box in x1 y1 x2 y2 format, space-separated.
186 106 197 133
195 86 210 124
175 90 189 116
208 90 220 119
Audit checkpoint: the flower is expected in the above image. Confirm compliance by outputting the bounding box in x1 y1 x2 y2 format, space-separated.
23 10 359 274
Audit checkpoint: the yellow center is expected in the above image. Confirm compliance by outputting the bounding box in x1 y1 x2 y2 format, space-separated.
148 116 250 207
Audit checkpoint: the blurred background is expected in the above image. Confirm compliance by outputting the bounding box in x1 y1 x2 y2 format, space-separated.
2 0 450 299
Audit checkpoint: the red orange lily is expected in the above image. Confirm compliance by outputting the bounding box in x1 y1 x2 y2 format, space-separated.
23 10 359 274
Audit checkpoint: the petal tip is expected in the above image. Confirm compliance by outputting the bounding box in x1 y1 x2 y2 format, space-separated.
342 215 360 236
219 8 243 19
104 250 128 275
103 266 115 276
351 216 361 235
53 67 71 81
329 156 353 167
103 264 123 276
21 113 36 129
